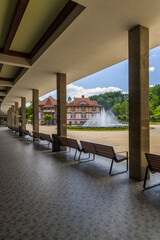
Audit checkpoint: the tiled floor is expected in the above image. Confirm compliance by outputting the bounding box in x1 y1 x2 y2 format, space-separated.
0 127 160 240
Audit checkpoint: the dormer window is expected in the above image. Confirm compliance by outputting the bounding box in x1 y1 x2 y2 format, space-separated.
79 101 87 105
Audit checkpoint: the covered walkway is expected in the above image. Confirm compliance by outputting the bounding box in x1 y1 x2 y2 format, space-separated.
0 126 160 240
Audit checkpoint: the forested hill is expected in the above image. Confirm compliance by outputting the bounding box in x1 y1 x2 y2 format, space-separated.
89 91 128 117
89 84 160 121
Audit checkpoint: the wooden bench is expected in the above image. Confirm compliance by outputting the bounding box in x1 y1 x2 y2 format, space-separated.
143 153 160 190
32 131 52 148
80 141 128 175
32 131 41 140
8 126 19 134
21 129 33 139
59 136 82 160
39 133 53 148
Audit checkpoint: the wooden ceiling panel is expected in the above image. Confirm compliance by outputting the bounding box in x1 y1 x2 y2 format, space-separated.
10 0 69 53
0 0 18 48
0 65 19 78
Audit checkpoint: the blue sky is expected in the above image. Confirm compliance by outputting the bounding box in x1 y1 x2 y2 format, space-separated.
41 46 160 100
75 46 160 91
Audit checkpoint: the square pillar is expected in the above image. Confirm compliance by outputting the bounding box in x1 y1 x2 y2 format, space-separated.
11 106 14 127
7 109 9 126
15 102 19 128
57 73 67 137
32 89 39 134
129 25 149 180
21 97 26 130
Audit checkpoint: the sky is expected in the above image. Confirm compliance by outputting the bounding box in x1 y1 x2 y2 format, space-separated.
40 46 160 100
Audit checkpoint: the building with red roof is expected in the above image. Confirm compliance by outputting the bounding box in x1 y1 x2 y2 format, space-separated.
39 95 101 125
39 96 57 125
67 95 101 125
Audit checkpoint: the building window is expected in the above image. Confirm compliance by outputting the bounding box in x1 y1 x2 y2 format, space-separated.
70 114 76 119
71 107 75 112
75 121 77 124
81 114 86 119
93 107 96 111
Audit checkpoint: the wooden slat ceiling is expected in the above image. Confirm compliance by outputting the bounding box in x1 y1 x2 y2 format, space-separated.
0 0 83 104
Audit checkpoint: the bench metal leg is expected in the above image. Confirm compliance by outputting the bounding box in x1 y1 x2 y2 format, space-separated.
78 152 95 163
74 149 78 161
109 159 128 176
143 166 149 189
143 166 160 190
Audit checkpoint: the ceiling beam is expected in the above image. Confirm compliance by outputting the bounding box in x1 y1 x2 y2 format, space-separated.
3 0 30 53
30 1 78 58
0 54 31 68
0 80 13 87
0 49 30 59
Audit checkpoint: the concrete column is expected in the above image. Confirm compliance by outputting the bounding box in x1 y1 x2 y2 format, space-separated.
21 97 26 130
15 102 19 128
7 109 9 126
11 105 14 127
8 108 11 126
32 89 39 134
57 73 67 137
9 108 11 126
129 25 149 181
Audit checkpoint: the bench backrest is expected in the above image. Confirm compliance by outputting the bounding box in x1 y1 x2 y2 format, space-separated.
59 137 79 149
80 141 97 155
145 153 160 172
67 138 79 149
21 129 29 135
40 133 52 141
59 137 68 147
32 131 41 138
94 143 115 159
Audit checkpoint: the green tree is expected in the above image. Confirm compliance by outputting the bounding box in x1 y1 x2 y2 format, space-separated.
29 114 33 123
26 103 33 120
120 101 128 116
150 94 159 111
153 105 160 121
111 103 121 116
44 114 53 125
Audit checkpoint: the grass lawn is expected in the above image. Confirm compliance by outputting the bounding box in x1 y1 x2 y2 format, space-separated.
67 126 129 131
67 126 155 131
150 122 160 125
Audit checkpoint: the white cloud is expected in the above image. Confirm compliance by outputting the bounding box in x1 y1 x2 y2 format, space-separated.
67 84 122 99
149 67 155 72
39 84 123 101
149 84 155 88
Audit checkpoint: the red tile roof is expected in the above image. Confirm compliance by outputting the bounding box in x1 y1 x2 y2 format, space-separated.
39 96 101 107
39 96 57 108
68 96 101 107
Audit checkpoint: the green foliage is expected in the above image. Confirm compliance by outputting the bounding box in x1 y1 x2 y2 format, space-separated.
111 103 121 116
119 101 128 116
44 114 53 121
29 114 33 123
90 91 128 117
90 84 160 122
149 85 160 121
26 103 33 120
44 114 53 125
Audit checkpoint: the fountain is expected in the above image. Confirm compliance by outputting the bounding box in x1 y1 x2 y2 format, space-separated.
83 108 127 128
